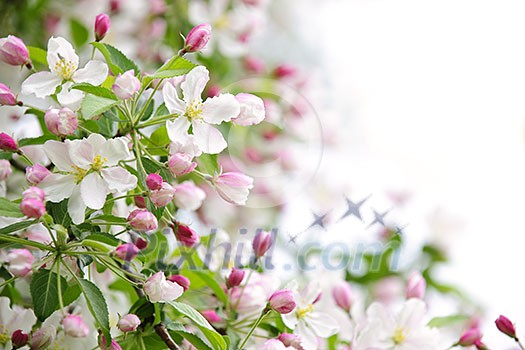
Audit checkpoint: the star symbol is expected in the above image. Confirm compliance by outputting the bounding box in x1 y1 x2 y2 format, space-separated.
366 208 391 229
339 195 370 222
394 224 408 236
288 234 298 244
307 211 329 230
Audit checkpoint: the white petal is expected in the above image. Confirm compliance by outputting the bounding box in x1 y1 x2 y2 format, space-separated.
68 138 94 169
99 137 131 166
305 312 339 338
301 281 322 305
72 60 108 86
68 186 87 225
181 66 209 103
192 121 227 154
297 321 319 350
397 298 426 329
47 37 79 72
162 82 186 115
8 308 37 334
202 93 240 124
281 312 299 330
57 81 84 110
80 172 108 210
43 140 74 172
166 118 191 143
39 174 75 202
101 167 137 192
21 71 62 98
86 133 107 154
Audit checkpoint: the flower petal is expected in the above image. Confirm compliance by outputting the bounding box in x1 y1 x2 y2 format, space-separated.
80 172 108 210
72 60 108 86
99 137 131 166
68 186 87 225
68 138 94 169
304 312 339 338
192 121 227 154
21 71 62 98
162 82 186 115
43 140 74 172
85 133 107 154
202 93 240 124
166 118 191 143
101 167 137 192
47 36 79 73
9 308 37 334
181 66 209 103
57 81 84 110
397 298 426 329
39 174 75 202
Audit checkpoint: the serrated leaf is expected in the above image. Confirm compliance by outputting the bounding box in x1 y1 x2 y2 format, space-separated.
92 42 140 76
78 279 111 344
168 301 227 350
18 134 56 147
69 18 89 48
28 46 47 66
184 271 227 305
97 114 117 137
30 269 66 321
144 56 196 84
46 200 72 227
149 125 170 147
90 214 128 224
62 282 81 306
72 83 118 100
0 198 24 218
81 94 119 119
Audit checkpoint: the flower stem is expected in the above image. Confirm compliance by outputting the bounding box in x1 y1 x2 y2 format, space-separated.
238 309 270 350
516 338 525 350
56 257 66 315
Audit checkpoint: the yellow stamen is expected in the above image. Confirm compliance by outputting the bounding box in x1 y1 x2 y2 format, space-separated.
91 155 108 171
0 331 10 345
296 304 314 319
393 328 405 344
186 100 203 120
53 57 77 80
71 165 88 184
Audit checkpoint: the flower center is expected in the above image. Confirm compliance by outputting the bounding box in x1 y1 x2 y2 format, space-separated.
54 55 77 80
392 328 405 344
296 304 314 319
71 165 88 184
0 327 9 345
185 100 203 120
91 155 108 171
215 15 230 29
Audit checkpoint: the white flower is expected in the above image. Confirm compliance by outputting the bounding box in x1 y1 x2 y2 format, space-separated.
0 296 37 347
38 134 137 224
354 298 440 350
21 37 108 109
282 281 339 350
144 272 184 303
163 66 240 154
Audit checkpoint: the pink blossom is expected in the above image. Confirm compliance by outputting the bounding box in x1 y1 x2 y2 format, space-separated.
20 198 46 218
253 230 272 258
232 93 265 126
146 173 163 191
0 132 18 151
226 267 245 289
332 281 354 312
184 24 212 53
25 164 51 185
144 272 184 303
62 314 89 338
114 243 139 261
44 107 78 136
6 249 34 277
0 159 12 180
406 271 426 299
149 182 176 207
95 13 111 41
212 172 254 205
269 289 296 314
112 70 140 100
118 314 140 332
0 83 18 106
174 223 200 247
128 209 158 233
0 35 30 66
168 274 190 291
173 181 206 211
168 153 197 177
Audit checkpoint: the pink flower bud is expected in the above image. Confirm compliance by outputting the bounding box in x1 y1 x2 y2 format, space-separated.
130 231 148 250
100 336 122 350
212 172 254 205
278 333 302 348
0 159 12 180
0 132 18 151
134 196 147 208
118 314 141 332
173 181 206 211
114 243 139 261
20 198 46 218
144 272 184 303
260 339 288 350
149 182 176 207
112 70 141 100
232 93 265 126
226 267 245 289
406 271 426 299
206 85 221 98
0 35 30 66
475 340 489 350
62 314 89 338
0 83 18 106
332 281 354 312
146 173 163 191
168 274 190 291
201 310 222 324
168 153 197 176
184 24 212 53
253 230 272 258
95 13 111 41
23 186 45 201
127 209 158 233
269 289 296 314
11 329 29 348
174 223 200 247
25 164 51 185
458 328 482 346
495 315 517 339
30 325 56 350
6 248 34 277
44 107 78 136
274 64 296 79
243 56 265 74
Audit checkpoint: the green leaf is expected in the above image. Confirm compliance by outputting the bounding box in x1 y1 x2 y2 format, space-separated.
144 56 196 84
72 83 118 100
78 278 111 344
168 323 213 350
427 314 469 328
149 125 170 147
84 233 120 246
97 114 117 137
69 18 89 48
153 103 169 118
90 214 128 224
92 42 140 76
30 269 66 321
197 153 219 175
184 271 228 305
46 200 72 227
62 282 82 306
140 99 155 121
0 198 24 218
168 301 227 350
0 220 37 235
18 135 56 147
141 157 171 181
28 46 47 66
81 94 119 119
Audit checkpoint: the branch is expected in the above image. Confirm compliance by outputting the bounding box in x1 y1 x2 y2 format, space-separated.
154 323 179 350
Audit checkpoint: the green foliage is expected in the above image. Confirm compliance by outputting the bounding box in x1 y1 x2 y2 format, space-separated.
0 198 24 218
143 56 197 84
81 94 120 119
69 18 89 48
30 269 65 321
78 278 111 345
46 199 72 227
17 134 56 147
0 219 37 235
72 83 118 100
92 42 140 76
428 314 469 328
27 46 47 66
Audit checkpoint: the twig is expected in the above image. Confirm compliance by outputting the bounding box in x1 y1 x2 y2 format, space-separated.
154 323 179 349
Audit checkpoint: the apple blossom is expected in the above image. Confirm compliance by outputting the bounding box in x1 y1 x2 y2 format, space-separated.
0 297 37 348
11 329 29 348
25 164 51 185
163 66 240 154
495 315 516 339
278 333 302 349
332 281 354 313
0 35 30 66
269 289 296 314
457 327 482 346
184 23 212 53
130 231 148 249
29 325 56 350
39 134 137 224
100 337 122 350
6 249 34 277
174 223 200 247
231 93 265 126
62 314 89 338
226 267 245 289
0 159 12 180
201 310 222 324
94 13 111 42
253 230 272 258
168 274 190 291
259 339 294 350
112 70 140 100
134 196 147 208
114 243 139 261
168 153 197 176
173 181 206 211
0 132 18 151
128 209 158 232
149 182 176 207
144 272 184 303
117 314 140 332
146 173 163 191
20 198 46 219
44 107 78 136
23 186 45 201
0 83 18 106
212 171 254 205
406 271 426 299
